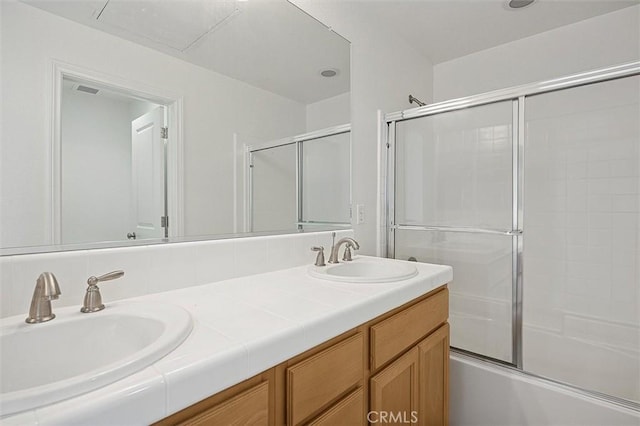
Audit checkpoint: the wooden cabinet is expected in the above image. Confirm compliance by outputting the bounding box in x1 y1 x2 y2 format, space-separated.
308 388 365 426
419 324 449 426
155 371 274 426
178 381 269 426
370 289 448 370
286 333 364 424
370 347 420 424
156 287 449 426
370 323 449 426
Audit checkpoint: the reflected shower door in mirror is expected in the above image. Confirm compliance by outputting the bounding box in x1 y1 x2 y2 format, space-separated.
247 126 351 233
1 0 350 253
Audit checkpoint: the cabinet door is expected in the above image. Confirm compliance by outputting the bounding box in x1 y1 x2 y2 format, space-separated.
287 333 364 425
308 388 365 426
370 347 419 426
418 323 449 426
179 381 269 426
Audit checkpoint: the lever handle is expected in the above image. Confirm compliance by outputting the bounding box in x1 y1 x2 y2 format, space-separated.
311 246 326 267
87 270 124 286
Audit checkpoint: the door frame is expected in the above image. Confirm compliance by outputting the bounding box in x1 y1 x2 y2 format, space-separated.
48 59 184 244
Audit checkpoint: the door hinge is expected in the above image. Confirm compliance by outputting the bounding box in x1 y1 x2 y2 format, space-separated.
161 216 169 228
161 127 168 139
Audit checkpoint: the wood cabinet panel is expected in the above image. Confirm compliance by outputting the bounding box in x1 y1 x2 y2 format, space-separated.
308 388 365 426
178 381 269 426
287 332 364 425
418 324 449 426
370 347 420 426
371 288 448 371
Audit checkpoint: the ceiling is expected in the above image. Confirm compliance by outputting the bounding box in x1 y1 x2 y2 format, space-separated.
23 0 350 104
352 0 639 64
21 0 638 103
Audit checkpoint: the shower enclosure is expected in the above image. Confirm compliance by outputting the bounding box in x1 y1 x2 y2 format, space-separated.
247 125 351 232
385 62 640 407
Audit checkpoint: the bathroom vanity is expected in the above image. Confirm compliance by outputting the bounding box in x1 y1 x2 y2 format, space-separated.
0 256 451 425
155 286 449 425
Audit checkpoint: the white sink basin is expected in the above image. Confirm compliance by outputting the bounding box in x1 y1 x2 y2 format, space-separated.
308 257 418 283
0 302 192 415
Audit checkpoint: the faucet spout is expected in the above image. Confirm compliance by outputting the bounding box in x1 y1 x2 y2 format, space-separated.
26 272 61 324
328 237 360 264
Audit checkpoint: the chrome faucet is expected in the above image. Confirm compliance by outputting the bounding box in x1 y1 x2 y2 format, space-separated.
328 237 360 264
25 272 61 324
81 270 124 313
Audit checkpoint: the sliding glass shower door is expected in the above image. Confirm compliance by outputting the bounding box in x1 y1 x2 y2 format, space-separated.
392 100 517 363
523 76 639 402
388 64 640 405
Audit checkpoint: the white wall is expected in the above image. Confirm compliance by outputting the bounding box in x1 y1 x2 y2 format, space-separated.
62 89 133 244
434 5 640 101
306 92 350 131
292 0 434 255
61 88 159 244
0 0 307 248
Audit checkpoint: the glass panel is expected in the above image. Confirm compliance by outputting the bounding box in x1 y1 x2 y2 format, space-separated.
395 101 513 229
395 229 513 362
523 76 640 403
301 132 350 223
251 144 297 232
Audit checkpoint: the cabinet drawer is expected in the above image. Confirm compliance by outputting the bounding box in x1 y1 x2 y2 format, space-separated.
370 288 448 370
287 333 364 425
178 381 269 426
308 388 365 426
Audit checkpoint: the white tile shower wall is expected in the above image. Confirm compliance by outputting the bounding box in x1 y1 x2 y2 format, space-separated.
0 230 353 319
522 76 639 402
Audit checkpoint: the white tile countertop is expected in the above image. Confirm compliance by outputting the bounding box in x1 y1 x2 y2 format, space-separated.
0 256 452 425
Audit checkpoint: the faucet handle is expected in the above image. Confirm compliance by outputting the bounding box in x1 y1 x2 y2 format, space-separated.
81 270 124 313
311 246 326 267
87 270 124 286
342 243 355 262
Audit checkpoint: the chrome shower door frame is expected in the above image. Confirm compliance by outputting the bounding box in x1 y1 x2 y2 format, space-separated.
247 124 352 232
384 61 640 370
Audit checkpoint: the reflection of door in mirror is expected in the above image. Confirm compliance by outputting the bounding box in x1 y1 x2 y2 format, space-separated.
131 107 166 241
60 79 166 244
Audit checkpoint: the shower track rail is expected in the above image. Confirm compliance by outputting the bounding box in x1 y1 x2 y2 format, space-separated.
383 60 640 411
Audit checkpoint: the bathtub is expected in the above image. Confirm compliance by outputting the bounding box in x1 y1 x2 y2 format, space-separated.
450 352 640 426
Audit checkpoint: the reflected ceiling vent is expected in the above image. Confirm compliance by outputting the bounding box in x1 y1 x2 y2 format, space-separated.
96 0 241 51
507 0 536 9
75 84 100 95
320 69 338 78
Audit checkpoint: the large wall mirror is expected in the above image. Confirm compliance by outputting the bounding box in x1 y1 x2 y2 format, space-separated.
0 0 351 254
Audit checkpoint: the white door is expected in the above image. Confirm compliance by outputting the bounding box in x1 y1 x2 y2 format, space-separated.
130 107 165 240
